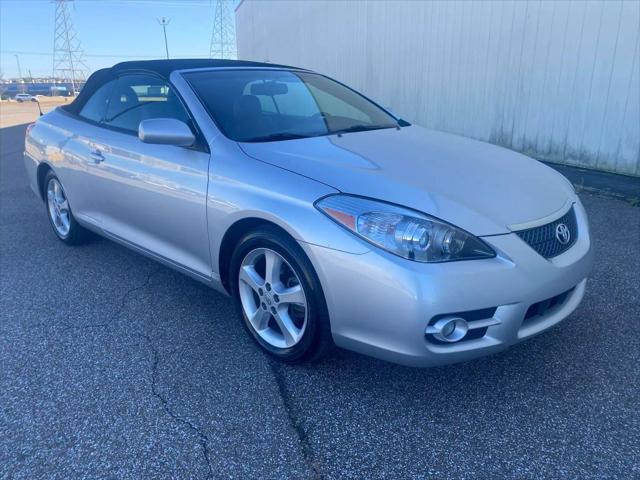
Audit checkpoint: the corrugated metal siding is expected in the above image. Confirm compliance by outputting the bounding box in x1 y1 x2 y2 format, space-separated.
236 0 640 176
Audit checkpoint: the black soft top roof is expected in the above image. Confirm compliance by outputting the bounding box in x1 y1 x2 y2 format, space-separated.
65 58 303 114
111 58 301 78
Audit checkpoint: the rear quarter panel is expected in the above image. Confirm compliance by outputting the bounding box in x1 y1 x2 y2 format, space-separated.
25 108 109 221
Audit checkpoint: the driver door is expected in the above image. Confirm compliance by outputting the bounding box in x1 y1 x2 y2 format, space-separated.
86 73 212 279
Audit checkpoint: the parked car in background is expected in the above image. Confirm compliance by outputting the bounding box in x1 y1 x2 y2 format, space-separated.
23 59 593 366
15 93 37 102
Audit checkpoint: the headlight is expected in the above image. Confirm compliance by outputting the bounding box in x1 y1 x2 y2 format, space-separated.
316 195 495 262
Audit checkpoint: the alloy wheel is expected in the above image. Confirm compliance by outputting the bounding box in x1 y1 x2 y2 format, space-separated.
238 248 308 349
46 178 70 237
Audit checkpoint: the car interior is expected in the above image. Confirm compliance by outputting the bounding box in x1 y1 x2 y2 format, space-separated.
103 80 191 133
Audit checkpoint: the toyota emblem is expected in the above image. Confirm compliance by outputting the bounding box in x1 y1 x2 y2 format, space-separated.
555 223 571 245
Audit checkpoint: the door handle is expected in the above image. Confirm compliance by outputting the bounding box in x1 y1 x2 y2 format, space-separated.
90 149 105 164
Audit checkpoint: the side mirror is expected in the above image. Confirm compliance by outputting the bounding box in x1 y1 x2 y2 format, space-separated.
138 118 195 147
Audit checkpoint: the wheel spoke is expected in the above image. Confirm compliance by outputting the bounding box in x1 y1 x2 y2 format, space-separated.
273 308 300 346
276 284 305 306
59 212 70 230
47 190 55 204
264 249 283 285
53 180 62 200
239 265 264 294
58 199 69 213
249 307 271 331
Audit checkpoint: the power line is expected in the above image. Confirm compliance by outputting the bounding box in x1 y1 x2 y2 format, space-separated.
3 0 215 4
1 49 160 59
79 0 213 3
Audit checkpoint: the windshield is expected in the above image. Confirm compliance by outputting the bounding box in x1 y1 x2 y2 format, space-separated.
184 69 400 142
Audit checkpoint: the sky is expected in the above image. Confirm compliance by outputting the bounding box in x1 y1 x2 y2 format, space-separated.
0 0 237 79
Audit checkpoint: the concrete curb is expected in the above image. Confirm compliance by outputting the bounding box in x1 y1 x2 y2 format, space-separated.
545 162 640 206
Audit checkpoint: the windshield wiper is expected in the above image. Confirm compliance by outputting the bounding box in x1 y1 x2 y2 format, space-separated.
332 124 398 135
246 132 315 142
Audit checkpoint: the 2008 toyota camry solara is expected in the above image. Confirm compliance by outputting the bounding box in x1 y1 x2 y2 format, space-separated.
24 60 593 366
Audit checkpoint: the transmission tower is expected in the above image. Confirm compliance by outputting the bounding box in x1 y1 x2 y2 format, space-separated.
209 0 237 59
52 0 90 95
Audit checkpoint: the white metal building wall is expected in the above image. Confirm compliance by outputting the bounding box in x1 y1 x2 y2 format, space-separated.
236 0 640 176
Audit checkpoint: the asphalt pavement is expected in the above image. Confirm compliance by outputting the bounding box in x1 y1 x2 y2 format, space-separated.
1 121 639 479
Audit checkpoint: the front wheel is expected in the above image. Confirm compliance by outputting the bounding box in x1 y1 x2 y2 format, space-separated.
230 226 333 363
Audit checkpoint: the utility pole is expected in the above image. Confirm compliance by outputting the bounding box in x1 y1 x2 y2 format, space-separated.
14 55 22 79
209 0 237 59
53 0 89 96
14 55 25 92
158 17 171 59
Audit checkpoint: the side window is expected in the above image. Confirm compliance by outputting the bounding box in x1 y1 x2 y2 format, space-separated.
103 74 190 134
78 80 116 122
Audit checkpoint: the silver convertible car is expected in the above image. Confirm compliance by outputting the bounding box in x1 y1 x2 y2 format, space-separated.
24 59 593 366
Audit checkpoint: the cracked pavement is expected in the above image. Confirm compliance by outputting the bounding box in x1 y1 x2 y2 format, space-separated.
1 122 639 479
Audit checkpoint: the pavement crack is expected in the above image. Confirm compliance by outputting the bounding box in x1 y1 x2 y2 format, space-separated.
33 265 214 476
40 267 162 331
268 360 323 480
114 267 162 319
140 333 214 480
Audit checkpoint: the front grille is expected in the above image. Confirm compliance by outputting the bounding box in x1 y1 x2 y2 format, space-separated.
515 207 577 258
523 288 574 323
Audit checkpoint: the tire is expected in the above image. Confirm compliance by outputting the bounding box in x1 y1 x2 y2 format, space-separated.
230 225 333 363
44 170 89 245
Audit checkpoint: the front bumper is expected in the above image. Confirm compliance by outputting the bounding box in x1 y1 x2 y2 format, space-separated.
300 199 594 367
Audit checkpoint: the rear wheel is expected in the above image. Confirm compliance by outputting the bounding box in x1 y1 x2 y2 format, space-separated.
44 171 89 245
230 226 332 363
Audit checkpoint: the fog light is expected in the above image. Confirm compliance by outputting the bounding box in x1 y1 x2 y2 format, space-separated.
426 317 469 343
441 320 456 337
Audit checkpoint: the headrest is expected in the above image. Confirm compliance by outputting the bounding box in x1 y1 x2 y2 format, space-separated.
233 95 262 120
114 85 139 106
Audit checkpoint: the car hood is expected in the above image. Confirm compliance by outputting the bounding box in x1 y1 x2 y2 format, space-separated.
238 125 575 236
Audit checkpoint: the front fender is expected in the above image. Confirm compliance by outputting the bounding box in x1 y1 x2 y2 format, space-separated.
207 143 370 277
